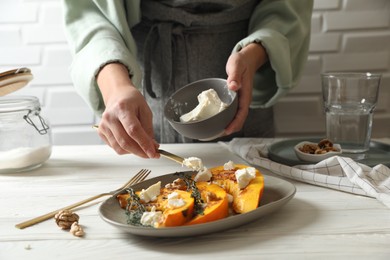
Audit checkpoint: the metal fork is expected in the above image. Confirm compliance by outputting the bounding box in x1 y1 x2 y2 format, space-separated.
15 169 151 229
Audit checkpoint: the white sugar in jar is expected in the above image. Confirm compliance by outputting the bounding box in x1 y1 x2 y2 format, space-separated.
0 96 52 173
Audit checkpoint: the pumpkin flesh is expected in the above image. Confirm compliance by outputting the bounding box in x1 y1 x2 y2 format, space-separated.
157 190 194 227
185 182 229 225
210 164 264 214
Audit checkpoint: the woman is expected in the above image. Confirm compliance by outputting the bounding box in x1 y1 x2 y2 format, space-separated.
62 0 313 158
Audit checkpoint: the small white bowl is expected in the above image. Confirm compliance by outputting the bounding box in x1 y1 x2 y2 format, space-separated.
294 141 342 163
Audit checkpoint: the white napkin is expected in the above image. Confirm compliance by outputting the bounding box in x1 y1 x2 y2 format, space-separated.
222 138 390 208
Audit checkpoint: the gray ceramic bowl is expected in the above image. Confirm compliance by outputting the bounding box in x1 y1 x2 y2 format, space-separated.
164 78 238 140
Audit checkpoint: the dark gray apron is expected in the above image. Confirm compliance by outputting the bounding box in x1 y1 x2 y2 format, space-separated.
130 0 274 143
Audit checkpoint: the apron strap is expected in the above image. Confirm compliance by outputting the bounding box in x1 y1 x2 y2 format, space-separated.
143 22 174 99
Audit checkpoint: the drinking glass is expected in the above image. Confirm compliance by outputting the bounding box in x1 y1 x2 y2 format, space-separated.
321 72 381 154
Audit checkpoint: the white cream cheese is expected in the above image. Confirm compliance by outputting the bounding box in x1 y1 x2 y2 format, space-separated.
167 191 180 200
194 167 212 182
223 160 235 170
167 192 186 208
235 167 256 189
139 181 161 203
180 88 228 123
140 206 163 227
182 157 204 171
182 156 212 182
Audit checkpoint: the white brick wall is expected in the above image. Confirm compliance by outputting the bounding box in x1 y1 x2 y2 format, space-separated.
0 0 389 145
274 0 390 138
0 0 101 145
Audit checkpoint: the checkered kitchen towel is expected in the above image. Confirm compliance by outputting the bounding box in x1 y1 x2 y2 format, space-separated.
223 138 390 208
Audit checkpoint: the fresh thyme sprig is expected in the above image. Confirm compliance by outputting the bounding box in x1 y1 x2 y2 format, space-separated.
124 187 146 226
174 172 205 216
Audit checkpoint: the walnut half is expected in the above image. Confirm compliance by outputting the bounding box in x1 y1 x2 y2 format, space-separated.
70 222 85 237
165 178 187 190
54 210 80 230
299 139 339 155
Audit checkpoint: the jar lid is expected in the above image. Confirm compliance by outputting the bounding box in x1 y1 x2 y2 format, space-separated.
0 68 33 96
0 96 40 113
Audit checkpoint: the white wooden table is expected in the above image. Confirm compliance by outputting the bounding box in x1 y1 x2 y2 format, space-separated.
1 142 389 259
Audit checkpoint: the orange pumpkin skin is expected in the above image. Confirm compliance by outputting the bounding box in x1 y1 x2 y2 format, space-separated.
185 182 229 225
210 164 264 214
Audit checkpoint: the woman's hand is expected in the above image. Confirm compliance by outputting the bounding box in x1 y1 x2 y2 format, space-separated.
96 63 159 158
225 43 268 135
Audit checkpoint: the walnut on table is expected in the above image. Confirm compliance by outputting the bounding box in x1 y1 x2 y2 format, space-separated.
54 209 85 237
70 222 85 237
54 210 79 230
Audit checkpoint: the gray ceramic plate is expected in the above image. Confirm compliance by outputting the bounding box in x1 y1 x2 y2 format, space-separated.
98 171 296 237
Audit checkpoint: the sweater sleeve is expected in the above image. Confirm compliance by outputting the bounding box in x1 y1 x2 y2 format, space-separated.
233 0 313 108
62 0 142 115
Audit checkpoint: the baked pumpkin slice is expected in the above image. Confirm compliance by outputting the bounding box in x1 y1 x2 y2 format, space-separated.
210 164 264 214
185 182 229 225
156 189 195 227
117 188 195 228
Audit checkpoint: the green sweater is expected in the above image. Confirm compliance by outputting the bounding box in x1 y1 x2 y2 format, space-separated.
62 0 313 115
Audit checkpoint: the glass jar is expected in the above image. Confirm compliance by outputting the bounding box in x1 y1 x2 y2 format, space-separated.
0 96 52 173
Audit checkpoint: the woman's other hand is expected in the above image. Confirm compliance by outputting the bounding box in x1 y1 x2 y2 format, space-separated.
225 43 268 135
